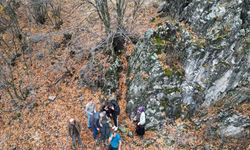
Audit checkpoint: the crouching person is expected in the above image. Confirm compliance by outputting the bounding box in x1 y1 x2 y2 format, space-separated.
108 129 121 150
68 118 84 150
103 100 120 131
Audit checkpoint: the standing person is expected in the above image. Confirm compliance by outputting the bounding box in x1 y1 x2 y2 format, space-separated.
134 106 146 139
91 111 100 141
68 118 83 150
108 129 122 150
85 100 96 128
99 111 111 146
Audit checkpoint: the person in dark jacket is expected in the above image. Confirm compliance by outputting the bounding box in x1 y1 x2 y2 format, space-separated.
68 118 83 150
101 101 112 117
99 111 111 145
102 100 120 131
91 112 100 141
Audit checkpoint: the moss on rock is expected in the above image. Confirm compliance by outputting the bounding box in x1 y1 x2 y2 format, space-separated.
164 68 173 77
164 87 181 94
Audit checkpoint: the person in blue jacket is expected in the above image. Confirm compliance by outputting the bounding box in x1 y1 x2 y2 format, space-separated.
108 129 122 150
91 112 100 141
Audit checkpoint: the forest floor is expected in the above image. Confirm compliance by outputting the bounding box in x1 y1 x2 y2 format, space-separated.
0 0 168 149
0 0 249 150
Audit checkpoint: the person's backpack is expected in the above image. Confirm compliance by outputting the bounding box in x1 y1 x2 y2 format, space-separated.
110 100 120 115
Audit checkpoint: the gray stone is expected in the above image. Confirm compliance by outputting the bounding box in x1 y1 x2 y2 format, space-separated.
157 2 167 13
153 85 162 90
159 106 165 111
9 146 16 150
239 29 246 36
145 118 159 130
121 120 128 127
155 112 166 120
48 96 56 102
217 113 250 138
0 82 6 89
144 29 154 40
126 101 134 116
52 42 61 50
144 139 155 147
27 102 38 111
36 52 44 60
30 34 45 43
177 124 190 131
156 93 165 100
204 144 210 150
127 131 133 138
220 125 244 137
119 125 127 134
165 137 175 146
146 108 156 115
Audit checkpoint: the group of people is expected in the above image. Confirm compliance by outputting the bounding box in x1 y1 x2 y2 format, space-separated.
68 98 146 150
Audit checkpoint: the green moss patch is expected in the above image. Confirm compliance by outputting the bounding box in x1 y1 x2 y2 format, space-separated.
153 35 165 45
164 87 181 94
164 68 173 77
12 112 21 120
160 99 169 109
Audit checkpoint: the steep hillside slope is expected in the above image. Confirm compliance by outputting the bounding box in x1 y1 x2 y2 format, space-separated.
0 0 249 149
124 0 250 148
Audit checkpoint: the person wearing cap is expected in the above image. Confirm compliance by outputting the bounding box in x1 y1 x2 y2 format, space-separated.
68 118 83 150
108 129 121 150
85 100 96 128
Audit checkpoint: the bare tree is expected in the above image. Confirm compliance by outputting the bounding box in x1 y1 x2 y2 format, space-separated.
30 0 48 24
95 0 111 34
85 0 111 34
0 50 29 101
49 0 63 29
85 0 128 34
116 0 127 30
28 0 63 28
0 0 31 102
131 0 144 21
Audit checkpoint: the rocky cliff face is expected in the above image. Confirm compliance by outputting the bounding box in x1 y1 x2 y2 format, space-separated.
126 0 250 138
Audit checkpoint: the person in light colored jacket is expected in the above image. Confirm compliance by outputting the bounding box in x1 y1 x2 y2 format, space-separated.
134 106 146 139
85 100 96 128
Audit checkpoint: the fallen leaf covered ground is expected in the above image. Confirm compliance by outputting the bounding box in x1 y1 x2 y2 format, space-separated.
0 0 249 150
